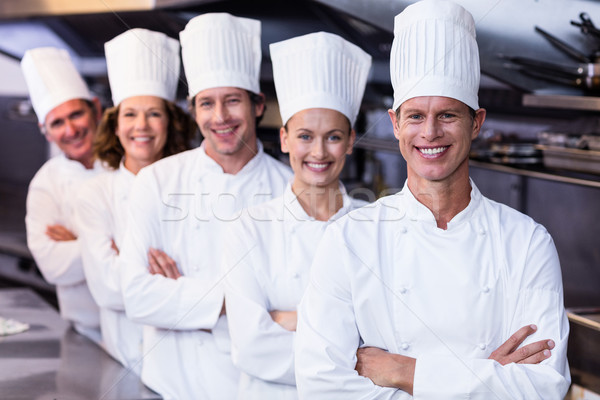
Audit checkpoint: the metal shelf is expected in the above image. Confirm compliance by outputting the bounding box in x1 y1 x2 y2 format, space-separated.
522 93 600 112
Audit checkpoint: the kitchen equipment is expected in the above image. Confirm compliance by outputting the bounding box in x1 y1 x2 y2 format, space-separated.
536 144 600 174
567 307 600 395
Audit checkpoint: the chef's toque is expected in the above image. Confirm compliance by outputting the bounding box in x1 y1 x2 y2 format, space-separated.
180 13 261 98
270 31 372 126
390 0 480 111
21 47 93 123
105 28 180 106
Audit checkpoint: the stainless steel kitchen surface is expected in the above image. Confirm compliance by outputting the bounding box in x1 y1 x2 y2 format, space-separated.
0 287 160 399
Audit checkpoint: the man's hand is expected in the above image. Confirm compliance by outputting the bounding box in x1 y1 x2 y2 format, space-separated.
46 224 77 241
488 324 555 365
269 310 297 331
148 248 182 279
355 347 415 395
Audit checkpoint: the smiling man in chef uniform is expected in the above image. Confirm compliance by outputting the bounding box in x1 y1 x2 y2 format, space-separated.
295 1 571 399
21 48 103 343
118 13 292 400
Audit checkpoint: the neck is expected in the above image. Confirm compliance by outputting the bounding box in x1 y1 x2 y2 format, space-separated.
292 181 344 222
206 140 258 175
407 166 472 230
123 157 155 175
78 154 95 170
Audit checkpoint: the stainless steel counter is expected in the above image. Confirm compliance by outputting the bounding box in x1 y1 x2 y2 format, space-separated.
0 288 161 399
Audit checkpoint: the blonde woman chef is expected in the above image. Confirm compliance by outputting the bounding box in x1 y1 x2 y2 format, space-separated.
223 31 372 400
74 28 196 373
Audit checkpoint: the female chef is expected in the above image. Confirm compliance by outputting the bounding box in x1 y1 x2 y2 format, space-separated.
74 28 196 373
222 31 371 399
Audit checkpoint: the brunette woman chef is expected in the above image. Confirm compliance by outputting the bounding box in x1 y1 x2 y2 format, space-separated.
223 31 372 400
74 28 196 374
21 48 103 343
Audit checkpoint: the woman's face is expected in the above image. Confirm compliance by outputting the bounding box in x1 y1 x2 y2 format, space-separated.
116 95 169 173
280 108 355 192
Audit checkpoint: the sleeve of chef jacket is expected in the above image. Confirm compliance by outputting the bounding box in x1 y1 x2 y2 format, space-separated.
224 218 297 386
412 224 571 399
295 224 407 399
119 168 222 330
74 178 124 310
25 171 85 286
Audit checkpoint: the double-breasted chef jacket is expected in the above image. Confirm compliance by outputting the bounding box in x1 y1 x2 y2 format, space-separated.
119 141 292 400
75 164 142 374
25 153 103 343
295 180 571 399
224 182 367 400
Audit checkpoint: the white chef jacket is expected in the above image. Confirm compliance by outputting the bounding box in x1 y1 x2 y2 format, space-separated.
295 180 571 399
119 141 292 400
25 153 103 343
74 164 143 374
224 182 367 400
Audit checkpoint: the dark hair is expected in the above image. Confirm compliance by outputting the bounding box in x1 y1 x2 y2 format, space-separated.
188 90 265 127
93 99 198 170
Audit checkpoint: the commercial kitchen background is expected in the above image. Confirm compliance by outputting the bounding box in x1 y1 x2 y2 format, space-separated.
0 0 598 398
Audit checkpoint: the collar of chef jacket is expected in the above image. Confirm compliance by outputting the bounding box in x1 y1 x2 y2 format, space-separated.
196 139 266 178
282 180 355 222
398 177 482 230
56 152 106 174
114 162 135 201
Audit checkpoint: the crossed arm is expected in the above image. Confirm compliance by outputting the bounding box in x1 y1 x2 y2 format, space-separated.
355 324 556 395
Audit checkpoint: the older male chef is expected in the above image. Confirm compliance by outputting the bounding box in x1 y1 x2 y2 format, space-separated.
295 1 571 399
118 13 292 400
21 47 103 343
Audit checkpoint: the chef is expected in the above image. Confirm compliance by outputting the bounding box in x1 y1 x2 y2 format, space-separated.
223 31 371 400
74 28 196 375
295 1 571 399
21 47 103 343
118 13 292 400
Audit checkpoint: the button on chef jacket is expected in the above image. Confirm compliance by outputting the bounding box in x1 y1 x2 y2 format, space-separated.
295 180 571 399
223 182 367 400
25 153 103 343
74 163 143 374
119 141 292 400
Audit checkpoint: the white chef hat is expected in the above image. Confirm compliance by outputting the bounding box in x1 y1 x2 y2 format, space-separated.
105 28 180 106
390 0 480 111
180 13 262 98
21 47 93 123
270 31 372 126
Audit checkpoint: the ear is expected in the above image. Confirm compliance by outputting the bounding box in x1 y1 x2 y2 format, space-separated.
346 128 356 155
254 92 266 118
471 108 487 140
39 123 52 142
388 108 401 140
280 126 289 154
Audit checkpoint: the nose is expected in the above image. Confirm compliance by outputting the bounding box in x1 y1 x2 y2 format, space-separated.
135 113 148 130
422 118 443 141
213 101 230 123
63 118 77 137
311 138 327 159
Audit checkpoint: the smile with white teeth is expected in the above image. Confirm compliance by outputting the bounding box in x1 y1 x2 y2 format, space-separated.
418 146 448 155
132 137 152 142
306 162 329 169
214 128 234 135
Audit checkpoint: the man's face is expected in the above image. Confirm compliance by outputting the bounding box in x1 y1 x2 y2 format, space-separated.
43 98 99 166
388 96 486 186
193 87 264 160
